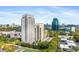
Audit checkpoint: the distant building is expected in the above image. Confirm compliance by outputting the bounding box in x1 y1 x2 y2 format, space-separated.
60 24 76 32
35 23 44 41
0 31 11 36
21 14 35 44
70 27 75 32
10 23 20 27
52 18 59 31
0 31 21 38
44 23 52 30
10 31 21 38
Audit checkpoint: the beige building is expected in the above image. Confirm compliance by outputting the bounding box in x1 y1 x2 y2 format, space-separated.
21 14 45 44
21 14 35 44
35 23 44 41
10 31 21 38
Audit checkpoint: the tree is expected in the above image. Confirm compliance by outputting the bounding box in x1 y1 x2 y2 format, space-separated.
48 37 59 52
47 29 53 37
33 40 49 50
73 31 79 42
0 36 7 43
8 38 21 45
47 29 59 37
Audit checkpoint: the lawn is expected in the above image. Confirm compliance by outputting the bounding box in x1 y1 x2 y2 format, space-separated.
15 47 41 52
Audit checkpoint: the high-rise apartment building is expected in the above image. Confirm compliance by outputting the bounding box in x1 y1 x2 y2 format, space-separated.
21 14 35 44
35 23 44 41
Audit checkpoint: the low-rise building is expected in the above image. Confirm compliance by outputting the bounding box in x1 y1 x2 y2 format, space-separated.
10 31 21 38
0 31 11 35
70 27 75 32
0 31 21 38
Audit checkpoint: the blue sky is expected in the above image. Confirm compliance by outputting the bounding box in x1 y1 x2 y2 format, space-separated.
0 6 79 25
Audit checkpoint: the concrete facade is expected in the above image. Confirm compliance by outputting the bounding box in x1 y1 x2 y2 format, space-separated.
35 23 44 41
21 14 35 44
10 31 21 38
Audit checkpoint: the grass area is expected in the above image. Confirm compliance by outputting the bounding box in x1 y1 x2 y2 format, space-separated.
22 47 41 52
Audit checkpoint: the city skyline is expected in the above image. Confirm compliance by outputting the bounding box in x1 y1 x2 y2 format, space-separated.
0 6 79 25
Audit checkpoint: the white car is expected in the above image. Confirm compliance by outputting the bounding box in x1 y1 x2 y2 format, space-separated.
59 44 70 49
67 40 76 47
59 38 76 49
59 39 70 49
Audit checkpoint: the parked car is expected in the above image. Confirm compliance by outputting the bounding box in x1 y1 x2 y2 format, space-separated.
67 40 76 47
58 38 70 49
59 38 76 50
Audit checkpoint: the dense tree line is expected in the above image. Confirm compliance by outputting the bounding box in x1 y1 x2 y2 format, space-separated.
0 26 21 31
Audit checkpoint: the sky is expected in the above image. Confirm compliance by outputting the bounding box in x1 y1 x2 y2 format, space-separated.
0 6 79 25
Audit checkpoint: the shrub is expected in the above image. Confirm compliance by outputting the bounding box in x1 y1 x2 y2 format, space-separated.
33 40 49 49
21 42 32 48
1 44 17 52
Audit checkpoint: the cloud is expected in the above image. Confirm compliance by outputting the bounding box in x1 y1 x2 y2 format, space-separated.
50 6 62 9
63 10 79 17
0 11 22 25
36 7 79 25
0 11 21 16
0 6 79 25
36 12 56 24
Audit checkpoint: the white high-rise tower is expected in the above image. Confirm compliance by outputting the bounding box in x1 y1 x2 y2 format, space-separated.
35 23 44 41
21 14 35 44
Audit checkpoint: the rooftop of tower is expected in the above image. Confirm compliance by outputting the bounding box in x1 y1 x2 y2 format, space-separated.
22 14 34 18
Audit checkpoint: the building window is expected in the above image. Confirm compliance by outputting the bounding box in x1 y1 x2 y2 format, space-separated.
14 34 17 36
